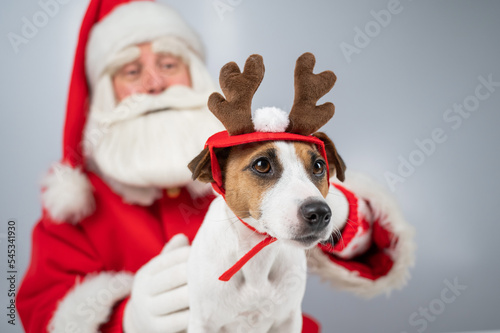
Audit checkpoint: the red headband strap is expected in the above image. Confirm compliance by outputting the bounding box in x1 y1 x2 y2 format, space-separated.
205 131 329 195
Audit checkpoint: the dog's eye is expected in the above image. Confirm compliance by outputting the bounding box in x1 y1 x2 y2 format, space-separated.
253 158 271 174
313 160 326 176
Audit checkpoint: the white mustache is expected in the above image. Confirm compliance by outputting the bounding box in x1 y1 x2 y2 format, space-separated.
89 85 212 128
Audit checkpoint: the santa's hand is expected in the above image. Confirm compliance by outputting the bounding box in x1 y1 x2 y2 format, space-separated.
123 234 191 333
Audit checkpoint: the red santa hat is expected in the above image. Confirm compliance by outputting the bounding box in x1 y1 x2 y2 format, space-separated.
41 0 205 223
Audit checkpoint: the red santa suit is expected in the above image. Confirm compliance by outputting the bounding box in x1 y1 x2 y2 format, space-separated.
16 1 415 332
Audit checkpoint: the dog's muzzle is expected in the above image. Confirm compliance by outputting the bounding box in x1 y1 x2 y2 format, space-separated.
299 199 332 233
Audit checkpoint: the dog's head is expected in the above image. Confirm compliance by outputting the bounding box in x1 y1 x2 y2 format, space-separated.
188 132 345 248
188 52 345 248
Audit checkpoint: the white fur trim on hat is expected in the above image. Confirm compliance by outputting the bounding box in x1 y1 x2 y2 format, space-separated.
86 1 204 90
307 170 416 298
48 271 133 333
252 107 290 132
41 163 95 224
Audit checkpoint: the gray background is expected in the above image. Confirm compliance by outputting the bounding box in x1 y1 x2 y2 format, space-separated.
1 0 500 332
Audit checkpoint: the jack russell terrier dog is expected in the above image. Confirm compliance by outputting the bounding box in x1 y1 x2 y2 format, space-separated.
187 53 347 332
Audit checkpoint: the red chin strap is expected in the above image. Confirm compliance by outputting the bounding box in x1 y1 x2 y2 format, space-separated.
204 131 329 281
218 216 278 282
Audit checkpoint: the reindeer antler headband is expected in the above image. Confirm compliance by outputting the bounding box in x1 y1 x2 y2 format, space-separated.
205 52 337 195
208 52 336 136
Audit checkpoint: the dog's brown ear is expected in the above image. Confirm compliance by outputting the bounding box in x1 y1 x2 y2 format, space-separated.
188 148 231 184
312 132 346 182
188 148 214 183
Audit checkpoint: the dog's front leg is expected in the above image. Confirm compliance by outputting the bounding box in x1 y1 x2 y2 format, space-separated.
268 308 303 333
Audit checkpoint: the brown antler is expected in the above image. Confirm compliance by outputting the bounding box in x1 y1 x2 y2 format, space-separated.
286 52 337 135
208 54 265 135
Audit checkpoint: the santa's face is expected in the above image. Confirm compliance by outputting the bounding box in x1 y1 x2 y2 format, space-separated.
83 40 223 194
112 43 192 101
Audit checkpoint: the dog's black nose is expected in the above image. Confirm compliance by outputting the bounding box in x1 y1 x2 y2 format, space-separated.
300 200 332 231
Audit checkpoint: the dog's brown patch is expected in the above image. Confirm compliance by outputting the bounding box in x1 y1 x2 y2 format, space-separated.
188 139 336 220
293 142 330 197
224 142 283 220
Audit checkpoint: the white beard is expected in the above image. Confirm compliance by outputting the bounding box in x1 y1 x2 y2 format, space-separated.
92 106 222 187
83 77 223 205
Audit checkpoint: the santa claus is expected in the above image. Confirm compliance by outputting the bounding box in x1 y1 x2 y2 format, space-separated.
16 0 415 332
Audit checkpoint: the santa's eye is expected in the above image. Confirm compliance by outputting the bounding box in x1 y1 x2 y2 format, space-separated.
252 158 272 174
121 64 140 77
158 55 180 73
160 61 177 70
312 160 326 176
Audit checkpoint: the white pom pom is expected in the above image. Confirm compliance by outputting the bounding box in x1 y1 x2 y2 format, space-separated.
41 163 95 224
252 107 290 133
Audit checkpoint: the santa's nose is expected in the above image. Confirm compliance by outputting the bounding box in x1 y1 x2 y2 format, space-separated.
143 69 167 95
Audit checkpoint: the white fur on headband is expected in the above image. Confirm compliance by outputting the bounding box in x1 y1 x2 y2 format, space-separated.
252 107 290 132
41 163 95 224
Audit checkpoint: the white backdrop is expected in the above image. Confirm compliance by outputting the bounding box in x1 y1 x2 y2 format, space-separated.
1 0 499 332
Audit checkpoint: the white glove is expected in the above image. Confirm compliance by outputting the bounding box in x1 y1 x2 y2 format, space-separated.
124 234 191 333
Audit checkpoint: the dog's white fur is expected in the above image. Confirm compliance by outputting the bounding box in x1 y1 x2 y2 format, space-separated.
188 142 347 332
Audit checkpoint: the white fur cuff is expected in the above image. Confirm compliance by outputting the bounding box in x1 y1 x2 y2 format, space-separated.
48 272 134 333
307 170 416 298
